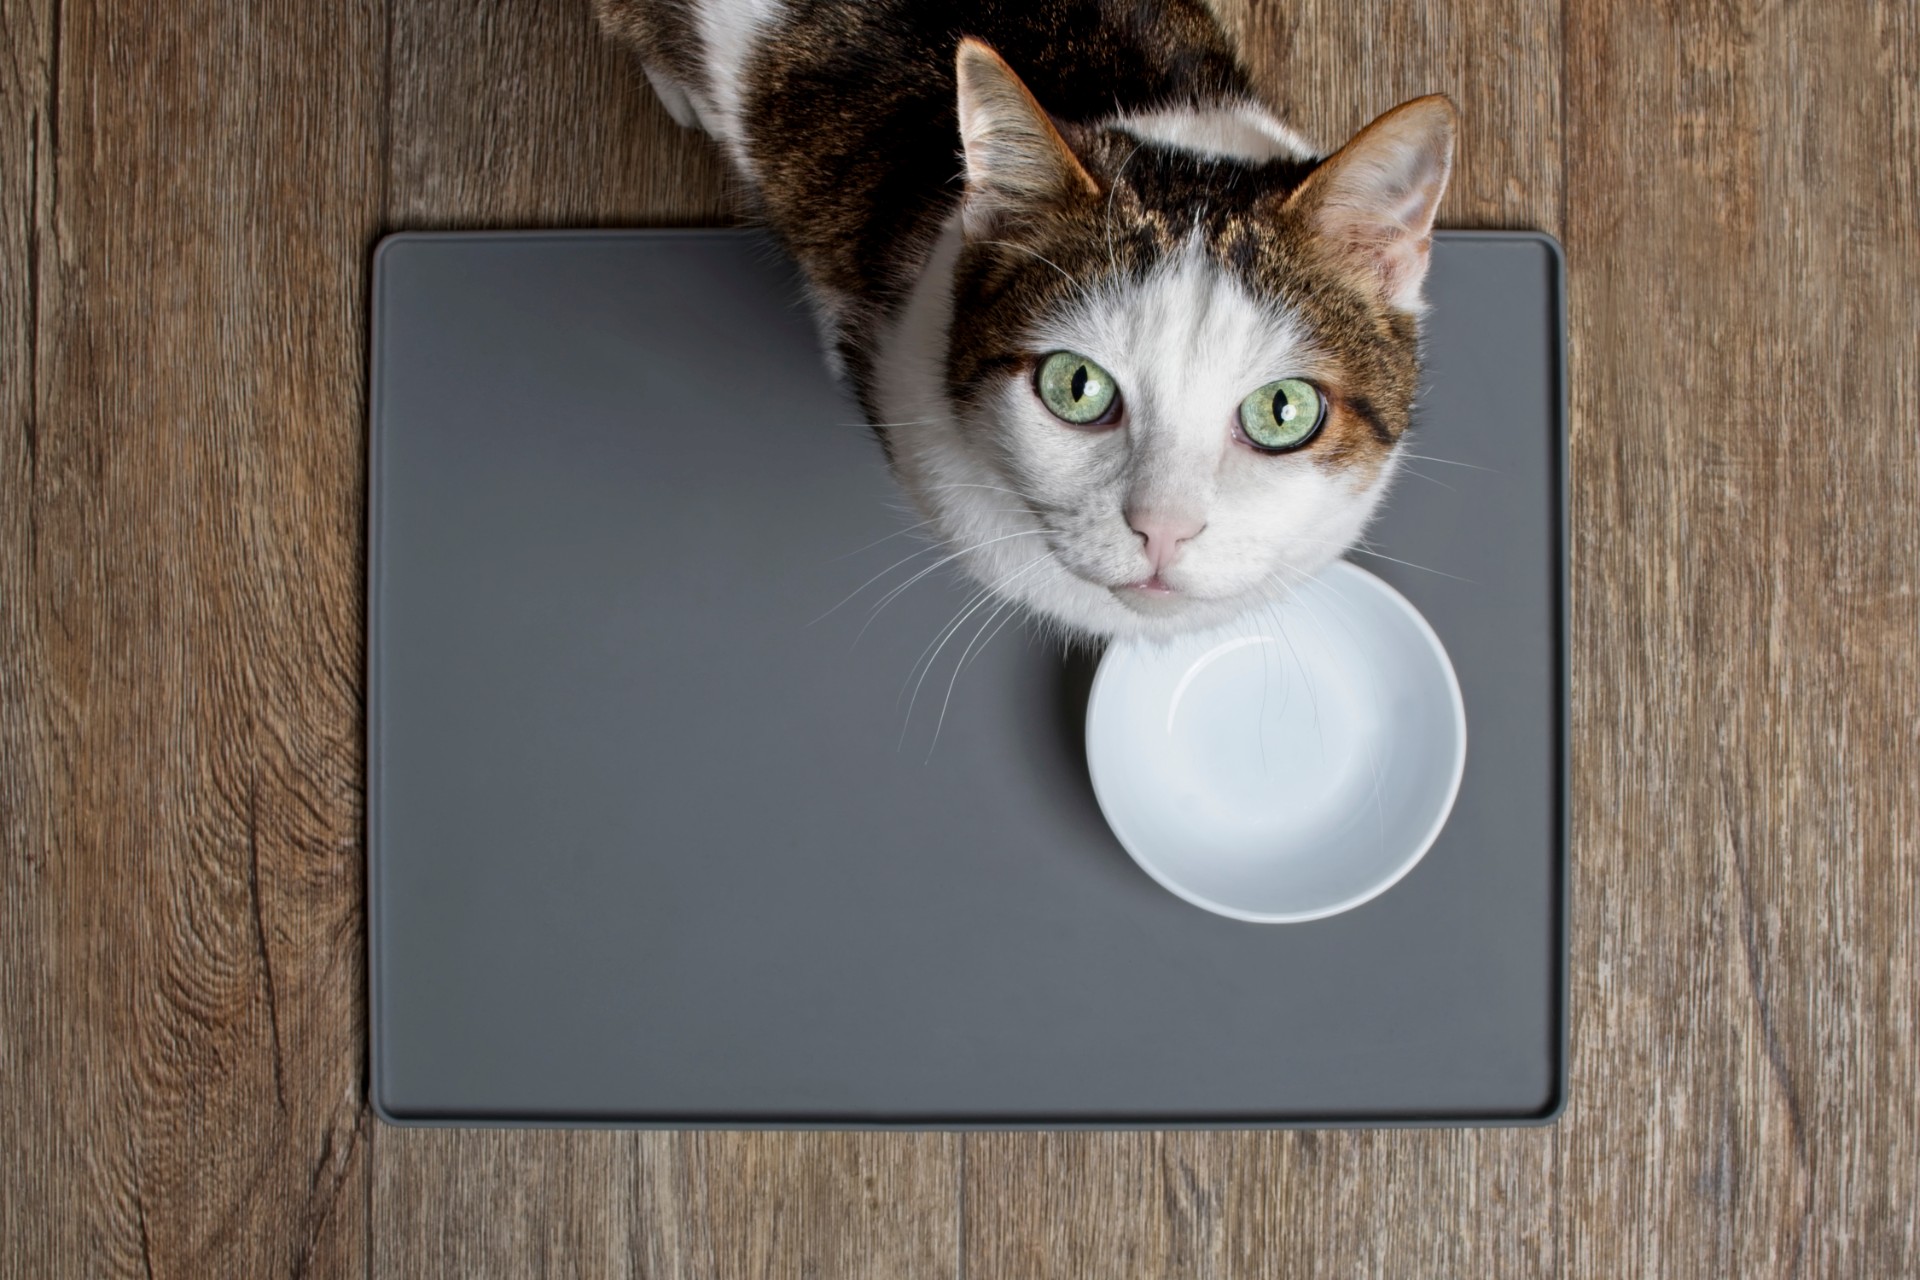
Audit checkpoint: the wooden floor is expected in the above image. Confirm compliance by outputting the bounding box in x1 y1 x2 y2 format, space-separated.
3 0 1915 1275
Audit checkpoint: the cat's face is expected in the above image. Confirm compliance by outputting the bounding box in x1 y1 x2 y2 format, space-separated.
881 41 1454 642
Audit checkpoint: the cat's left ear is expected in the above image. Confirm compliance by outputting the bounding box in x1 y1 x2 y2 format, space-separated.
954 38 1100 239
1282 95 1457 312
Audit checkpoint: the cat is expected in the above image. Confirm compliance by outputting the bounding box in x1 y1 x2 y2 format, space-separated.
596 0 1455 641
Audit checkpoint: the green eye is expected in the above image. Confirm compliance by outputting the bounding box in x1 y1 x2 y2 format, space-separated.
1238 378 1326 452
1035 351 1120 425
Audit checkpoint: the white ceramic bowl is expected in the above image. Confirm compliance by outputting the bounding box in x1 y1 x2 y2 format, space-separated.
1085 561 1466 923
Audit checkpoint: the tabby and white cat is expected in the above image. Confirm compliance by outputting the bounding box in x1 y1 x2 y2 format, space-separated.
598 0 1455 641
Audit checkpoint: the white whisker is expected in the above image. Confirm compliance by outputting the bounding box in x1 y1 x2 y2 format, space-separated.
897 581 999 709
1269 533 1472 584
1268 606 1322 756
960 597 1025 681
900 556 1050 752
1288 574 1369 640
858 529 1045 647
831 509 1031 563
1395 466 1458 494
925 599 1013 759
916 481 1028 499
1103 141 1145 280
976 241 1105 315
898 553 1049 708
977 241 1072 286
1341 546 1473 583
927 589 1036 758
852 417 948 430
1396 451 1499 472
807 542 943 627
831 518 940 562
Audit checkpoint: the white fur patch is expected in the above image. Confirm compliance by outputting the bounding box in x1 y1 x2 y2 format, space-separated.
877 226 1395 641
689 0 787 169
1109 102 1318 164
642 64 701 129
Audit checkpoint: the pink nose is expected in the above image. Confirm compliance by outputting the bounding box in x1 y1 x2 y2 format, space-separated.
1127 510 1206 574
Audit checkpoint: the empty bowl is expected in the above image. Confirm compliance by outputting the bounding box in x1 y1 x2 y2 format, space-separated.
1085 560 1466 923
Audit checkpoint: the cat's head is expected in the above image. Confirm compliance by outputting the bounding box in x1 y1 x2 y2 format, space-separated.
879 39 1455 642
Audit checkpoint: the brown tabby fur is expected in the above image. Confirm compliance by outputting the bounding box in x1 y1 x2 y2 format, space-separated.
598 0 1424 476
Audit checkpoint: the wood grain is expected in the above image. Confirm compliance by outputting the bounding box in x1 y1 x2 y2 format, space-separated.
1 0 61 1263
1 0 381 1275
370 3 956 1277
1561 0 1919 1275
1211 0 1562 231
4 0 1917 1276
373 1130 959 1280
385 0 733 229
966 1129 1559 1278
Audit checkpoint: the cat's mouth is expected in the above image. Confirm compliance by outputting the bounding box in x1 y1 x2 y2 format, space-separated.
1111 578 1193 615
1052 557 1195 607
1032 537 1246 621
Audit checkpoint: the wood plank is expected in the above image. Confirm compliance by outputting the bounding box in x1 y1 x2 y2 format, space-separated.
1561 0 1919 1275
371 5 956 1276
964 2 1566 1275
967 1130 1557 1278
0 0 64 1263
373 1131 959 1280
1 0 384 1274
1210 0 1561 230
385 0 732 229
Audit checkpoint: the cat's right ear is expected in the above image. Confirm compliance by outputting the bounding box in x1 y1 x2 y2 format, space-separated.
954 38 1100 239
1281 94 1457 313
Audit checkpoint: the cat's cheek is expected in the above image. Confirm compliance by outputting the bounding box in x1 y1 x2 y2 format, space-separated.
988 389 1117 499
1188 463 1368 595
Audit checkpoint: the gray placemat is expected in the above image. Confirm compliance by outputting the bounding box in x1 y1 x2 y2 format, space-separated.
368 229 1566 1126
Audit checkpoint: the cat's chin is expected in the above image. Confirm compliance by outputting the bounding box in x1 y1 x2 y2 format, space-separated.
1100 595 1287 644
1012 563 1298 645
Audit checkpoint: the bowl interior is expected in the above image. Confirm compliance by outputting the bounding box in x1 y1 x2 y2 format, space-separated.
1085 561 1466 923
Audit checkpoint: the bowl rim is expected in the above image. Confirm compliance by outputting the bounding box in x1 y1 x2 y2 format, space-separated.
1084 560 1468 924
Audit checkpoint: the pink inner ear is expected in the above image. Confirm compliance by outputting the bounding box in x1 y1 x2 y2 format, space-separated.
1321 209 1435 309
1296 98 1455 310
954 38 1098 239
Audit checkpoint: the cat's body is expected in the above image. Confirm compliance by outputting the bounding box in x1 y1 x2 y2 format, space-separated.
599 0 1455 640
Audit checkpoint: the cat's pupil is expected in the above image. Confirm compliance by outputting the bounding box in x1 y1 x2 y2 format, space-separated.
1071 365 1089 401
